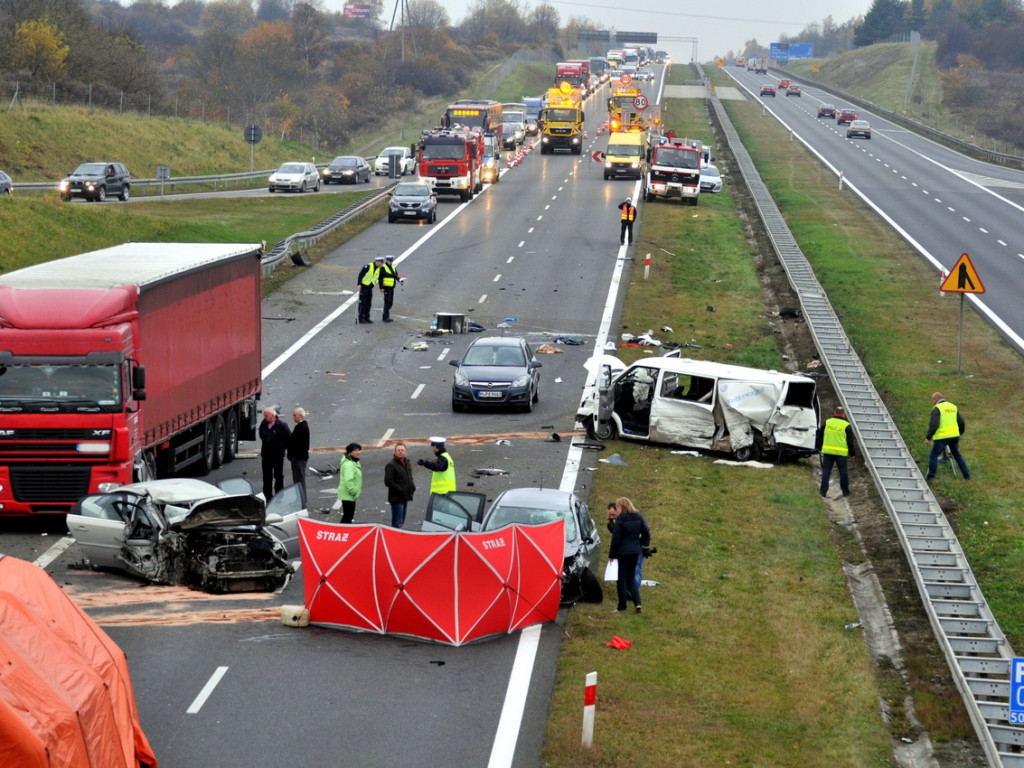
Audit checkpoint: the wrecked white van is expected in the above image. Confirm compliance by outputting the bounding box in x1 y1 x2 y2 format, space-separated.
576 355 820 461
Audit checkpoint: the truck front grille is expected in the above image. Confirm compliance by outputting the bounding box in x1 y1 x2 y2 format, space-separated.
9 465 92 503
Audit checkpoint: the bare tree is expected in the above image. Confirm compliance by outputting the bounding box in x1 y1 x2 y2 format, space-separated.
406 0 450 31
291 0 330 74
527 4 559 46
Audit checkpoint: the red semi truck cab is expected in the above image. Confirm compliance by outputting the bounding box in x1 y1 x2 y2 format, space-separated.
418 128 485 202
0 242 264 516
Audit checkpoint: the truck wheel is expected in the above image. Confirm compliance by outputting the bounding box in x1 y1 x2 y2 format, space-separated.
460 190 471 202
211 414 227 469
135 451 157 483
198 420 215 476
224 409 239 463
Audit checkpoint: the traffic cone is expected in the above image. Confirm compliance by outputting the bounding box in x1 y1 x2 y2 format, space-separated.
584 129 588 139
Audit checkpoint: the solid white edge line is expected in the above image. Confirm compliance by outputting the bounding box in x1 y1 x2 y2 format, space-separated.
187 666 228 714
487 178 641 767
488 625 542 768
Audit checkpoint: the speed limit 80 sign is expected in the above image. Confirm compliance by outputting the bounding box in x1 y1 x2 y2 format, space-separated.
633 95 649 111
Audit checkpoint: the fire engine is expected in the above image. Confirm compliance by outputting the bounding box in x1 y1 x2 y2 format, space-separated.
417 128 485 202
645 137 702 205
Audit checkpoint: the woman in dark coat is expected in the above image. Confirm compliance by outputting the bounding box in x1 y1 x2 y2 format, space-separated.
608 497 651 613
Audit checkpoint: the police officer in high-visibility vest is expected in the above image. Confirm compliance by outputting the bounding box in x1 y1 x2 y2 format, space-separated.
357 255 384 323
378 255 401 323
617 197 636 245
816 405 856 497
925 392 971 480
418 436 456 494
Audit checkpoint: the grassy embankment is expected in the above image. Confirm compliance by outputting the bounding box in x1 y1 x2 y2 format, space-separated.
541 56 1024 766
785 40 1020 154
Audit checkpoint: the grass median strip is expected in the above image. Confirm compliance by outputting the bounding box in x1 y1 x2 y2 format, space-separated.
542 69 1010 765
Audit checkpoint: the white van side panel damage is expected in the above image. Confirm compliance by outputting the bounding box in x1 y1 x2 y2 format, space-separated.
577 356 819 459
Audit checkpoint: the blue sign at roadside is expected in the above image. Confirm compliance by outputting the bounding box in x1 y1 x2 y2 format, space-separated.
1010 658 1024 723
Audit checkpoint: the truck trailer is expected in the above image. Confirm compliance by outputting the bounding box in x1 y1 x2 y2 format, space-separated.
0 242 264 516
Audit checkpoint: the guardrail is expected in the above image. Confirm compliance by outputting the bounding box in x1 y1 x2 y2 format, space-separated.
700 63 1024 765
13 157 396 197
15 169 278 196
259 182 397 276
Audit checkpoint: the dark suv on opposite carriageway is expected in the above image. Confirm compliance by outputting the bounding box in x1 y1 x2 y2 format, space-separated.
59 162 131 202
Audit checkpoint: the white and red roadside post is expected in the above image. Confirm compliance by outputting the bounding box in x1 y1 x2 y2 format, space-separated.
582 671 597 747
643 252 651 280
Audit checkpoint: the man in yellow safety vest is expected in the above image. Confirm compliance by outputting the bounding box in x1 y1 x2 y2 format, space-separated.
816 405 856 497
357 255 384 323
378 255 402 323
925 392 971 480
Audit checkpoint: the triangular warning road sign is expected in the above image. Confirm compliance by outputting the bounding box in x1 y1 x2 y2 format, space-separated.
940 253 985 294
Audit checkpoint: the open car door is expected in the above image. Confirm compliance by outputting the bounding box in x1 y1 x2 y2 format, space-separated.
421 491 488 532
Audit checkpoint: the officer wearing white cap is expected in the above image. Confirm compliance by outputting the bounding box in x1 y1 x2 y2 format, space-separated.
418 436 456 494
357 256 385 323
617 196 636 245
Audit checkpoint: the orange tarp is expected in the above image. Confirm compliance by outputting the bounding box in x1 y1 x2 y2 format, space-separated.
0 555 157 768
299 521 564 646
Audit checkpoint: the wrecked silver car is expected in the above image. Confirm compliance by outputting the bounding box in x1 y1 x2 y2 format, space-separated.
66 478 306 592
577 354 819 461
421 488 604 605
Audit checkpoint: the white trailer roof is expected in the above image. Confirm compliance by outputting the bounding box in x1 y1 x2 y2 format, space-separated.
0 243 262 291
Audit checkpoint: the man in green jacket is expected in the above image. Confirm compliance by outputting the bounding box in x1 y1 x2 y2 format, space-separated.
337 442 363 523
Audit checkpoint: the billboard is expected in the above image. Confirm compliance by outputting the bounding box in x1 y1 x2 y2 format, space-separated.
343 3 372 18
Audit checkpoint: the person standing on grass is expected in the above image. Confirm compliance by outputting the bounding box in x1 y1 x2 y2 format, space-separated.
926 392 971 480
817 405 855 498
608 497 650 614
607 501 644 602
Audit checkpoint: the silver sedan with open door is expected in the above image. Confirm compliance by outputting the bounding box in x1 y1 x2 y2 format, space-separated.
66 478 306 593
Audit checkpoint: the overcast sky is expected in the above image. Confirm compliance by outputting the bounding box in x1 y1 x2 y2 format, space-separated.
325 0 871 62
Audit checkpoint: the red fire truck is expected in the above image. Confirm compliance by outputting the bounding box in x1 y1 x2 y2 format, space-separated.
644 137 702 205
418 128 485 202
